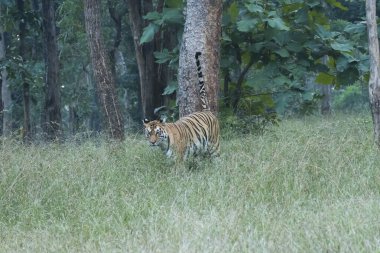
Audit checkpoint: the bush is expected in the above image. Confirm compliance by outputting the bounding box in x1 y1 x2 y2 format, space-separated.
333 83 369 112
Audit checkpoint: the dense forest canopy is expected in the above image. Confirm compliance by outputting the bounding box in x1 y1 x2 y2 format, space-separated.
0 0 376 139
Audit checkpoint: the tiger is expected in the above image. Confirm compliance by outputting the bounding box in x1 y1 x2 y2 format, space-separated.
143 51 220 161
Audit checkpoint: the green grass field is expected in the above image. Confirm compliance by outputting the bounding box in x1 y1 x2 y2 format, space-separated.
1 114 380 252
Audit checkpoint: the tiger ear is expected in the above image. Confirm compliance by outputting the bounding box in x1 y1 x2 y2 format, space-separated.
143 118 149 124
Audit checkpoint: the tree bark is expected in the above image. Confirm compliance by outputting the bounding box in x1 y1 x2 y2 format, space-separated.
320 55 331 115
0 26 12 136
107 1 128 76
42 0 61 140
127 0 164 119
17 0 31 142
366 0 380 147
320 85 332 115
178 0 222 117
83 0 124 140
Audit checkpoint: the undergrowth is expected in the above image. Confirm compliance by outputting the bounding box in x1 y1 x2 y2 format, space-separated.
0 113 379 252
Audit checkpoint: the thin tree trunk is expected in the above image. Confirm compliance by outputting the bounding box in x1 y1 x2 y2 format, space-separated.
232 58 254 112
178 0 222 117
320 55 332 115
17 0 31 142
83 0 124 140
42 0 61 140
0 27 12 136
127 0 163 119
223 72 230 107
320 85 332 115
85 65 102 132
107 1 127 76
366 0 380 147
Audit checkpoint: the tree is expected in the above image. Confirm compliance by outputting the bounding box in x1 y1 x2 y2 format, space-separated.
1 24 12 136
320 55 332 115
177 0 222 117
126 0 166 119
42 0 61 140
83 0 124 140
107 0 127 76
366 0 380 147
16 0 31 141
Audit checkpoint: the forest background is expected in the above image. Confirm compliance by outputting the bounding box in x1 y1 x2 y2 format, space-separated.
0 0 375 141
2 1 380 251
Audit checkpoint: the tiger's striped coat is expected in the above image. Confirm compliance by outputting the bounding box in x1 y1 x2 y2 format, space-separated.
143 52 220 160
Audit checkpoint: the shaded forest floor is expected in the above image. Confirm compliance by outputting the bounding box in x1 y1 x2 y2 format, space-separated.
1 113 380 252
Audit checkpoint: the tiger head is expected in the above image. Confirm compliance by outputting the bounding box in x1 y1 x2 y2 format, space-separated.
143 119 167 146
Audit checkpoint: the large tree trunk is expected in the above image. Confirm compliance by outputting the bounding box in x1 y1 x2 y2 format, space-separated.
0 27 12 136
127 0 164 119
178 0 222 117
42 0 61 140
366 0 380 147
17 0 31 142
83 0 124 140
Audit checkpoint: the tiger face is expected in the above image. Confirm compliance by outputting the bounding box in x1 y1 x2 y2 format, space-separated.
143 120 167 146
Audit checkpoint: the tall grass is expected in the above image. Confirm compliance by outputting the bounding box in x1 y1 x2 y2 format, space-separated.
1 114 380 252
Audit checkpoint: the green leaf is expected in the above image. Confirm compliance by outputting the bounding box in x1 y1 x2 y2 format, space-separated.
163 81 178 95
286 42 303 53
336 67 359 86
358 56 369 73
251 42 265 53
315 25 338 40
336 56 349 72
228 1 239 23
140 23 159 44
306 0 321 8
325 0 348 10
274 48 290 58
166 0 183 8
154 49 172 64
143 11 161 21
273 32 289 47
344 23 366 34
237 18 259 32
162 8 183 24
241 52 251 65
341 52 359 63
330 41 353 52
295 8 308 24
245 3 264 13
266 17 289 31
222 31 232 42
282 2 304 14
302 91 315 101
315 72 335 85
273 75 291 86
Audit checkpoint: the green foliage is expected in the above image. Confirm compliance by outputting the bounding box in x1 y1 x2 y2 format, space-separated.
140 23 159 44
0 0 371 137
221 109 278 136
315 72 335 85
140 8 183 44
162 80 178 95
0 1 45 130
220 0 366 118
153 47 179 69
333 83 369 112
